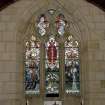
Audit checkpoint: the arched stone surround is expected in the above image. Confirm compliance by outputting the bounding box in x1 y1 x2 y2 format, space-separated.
0 0 105 105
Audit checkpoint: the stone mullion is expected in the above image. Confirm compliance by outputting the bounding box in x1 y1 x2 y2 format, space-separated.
40 42 45 97
60 42 65 100
59 42 62 99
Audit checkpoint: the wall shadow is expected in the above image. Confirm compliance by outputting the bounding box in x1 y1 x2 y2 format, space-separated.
0 0 19 11
86 0 105 11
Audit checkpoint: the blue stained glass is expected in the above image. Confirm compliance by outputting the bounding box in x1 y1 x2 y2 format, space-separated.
65 36 80 95
37 14 49 36
25 36 40 95
56 14 67 36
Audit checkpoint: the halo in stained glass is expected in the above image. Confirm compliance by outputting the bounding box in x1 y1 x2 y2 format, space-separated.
45 36 59 97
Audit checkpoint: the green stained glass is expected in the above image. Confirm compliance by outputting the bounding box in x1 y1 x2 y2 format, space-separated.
45 36 59 97
65 36 80 95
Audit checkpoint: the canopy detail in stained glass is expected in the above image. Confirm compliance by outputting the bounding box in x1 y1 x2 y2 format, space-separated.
25 35 40 95
65 36 80 95
45 36 59 97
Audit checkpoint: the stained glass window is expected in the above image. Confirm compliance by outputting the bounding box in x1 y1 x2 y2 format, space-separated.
65 36 80 95
25 36 40 95
56 14 67 36
37 14 49 36
45 36 59 97
25 10 81 97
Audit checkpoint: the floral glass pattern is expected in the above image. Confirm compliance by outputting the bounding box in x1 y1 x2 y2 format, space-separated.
65 36 80 95
37 14 49 36
25 36 40 95
45 36 59 97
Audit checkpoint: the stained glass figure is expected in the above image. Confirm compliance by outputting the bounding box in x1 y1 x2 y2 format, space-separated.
65 36 80 95
56 14 67 36
37 14 49 36
45 36 59 97
25 36 40 95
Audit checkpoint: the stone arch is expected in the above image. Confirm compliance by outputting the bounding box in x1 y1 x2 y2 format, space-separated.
15 1 91 105
0 0 105 105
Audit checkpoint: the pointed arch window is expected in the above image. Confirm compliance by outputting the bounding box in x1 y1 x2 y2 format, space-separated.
25 36 40 95
65 36 80 95
24 10 81 97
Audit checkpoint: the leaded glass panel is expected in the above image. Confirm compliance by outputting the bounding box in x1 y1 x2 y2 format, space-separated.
37 14 49 36
25 36 40 95
65 36 80 95
45 36 59 97
56 14 67 36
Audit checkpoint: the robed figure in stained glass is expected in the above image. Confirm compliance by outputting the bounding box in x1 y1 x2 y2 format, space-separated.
45 36 59 97
25 36 40 95
65 36 80 94
37 14 49 36
56 14 67 36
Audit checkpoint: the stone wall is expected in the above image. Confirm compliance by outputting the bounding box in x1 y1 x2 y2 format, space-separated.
0 0 105 105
